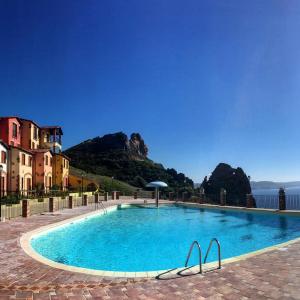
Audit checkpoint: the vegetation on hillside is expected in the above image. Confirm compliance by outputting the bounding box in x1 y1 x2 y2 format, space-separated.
65 132 194 193
70 166 139 194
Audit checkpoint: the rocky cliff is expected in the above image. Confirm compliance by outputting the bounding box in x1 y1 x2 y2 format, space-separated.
64 132 193 190
201 163 251 206
128 133 148 158
69 132 148 160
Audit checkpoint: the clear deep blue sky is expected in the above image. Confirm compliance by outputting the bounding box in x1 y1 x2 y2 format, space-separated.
1 0 300 182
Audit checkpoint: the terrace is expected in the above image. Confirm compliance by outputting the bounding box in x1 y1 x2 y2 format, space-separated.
40 126 63 154
0 196 299 299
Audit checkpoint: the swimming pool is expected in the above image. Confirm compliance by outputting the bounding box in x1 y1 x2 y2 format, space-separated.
29 204 300 273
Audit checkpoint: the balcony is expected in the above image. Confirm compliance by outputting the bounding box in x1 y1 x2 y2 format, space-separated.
41 126 63 152
44 141 62 153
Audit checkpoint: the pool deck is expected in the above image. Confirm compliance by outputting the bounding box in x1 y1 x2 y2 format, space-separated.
0 199 300 299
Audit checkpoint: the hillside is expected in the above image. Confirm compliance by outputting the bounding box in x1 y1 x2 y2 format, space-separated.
64 132 194 192
70 166 139 194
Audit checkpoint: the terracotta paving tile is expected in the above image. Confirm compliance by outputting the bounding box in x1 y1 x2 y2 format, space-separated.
0 200 300 299
0 291 15 296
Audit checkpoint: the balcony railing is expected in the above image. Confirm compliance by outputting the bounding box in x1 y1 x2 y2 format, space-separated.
47 136 61 144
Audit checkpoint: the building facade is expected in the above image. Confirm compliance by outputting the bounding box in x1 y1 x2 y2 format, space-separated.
0 117 21 147
52 153 69 190
20 119 40 150
8 146 33 193
69 173 98 192
32 150 53 192
0 141 8 197
0 117 70 193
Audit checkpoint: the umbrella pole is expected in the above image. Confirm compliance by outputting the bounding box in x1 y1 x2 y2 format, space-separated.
156 187 159 207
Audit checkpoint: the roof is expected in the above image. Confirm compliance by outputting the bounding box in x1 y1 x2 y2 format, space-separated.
0 116 22 123
18 118 40 128
0 117 63 133
9 145 33 155
41 126 63 135
0 117 41 128
0 140 9 150
31 149 52 156
51 152 70 161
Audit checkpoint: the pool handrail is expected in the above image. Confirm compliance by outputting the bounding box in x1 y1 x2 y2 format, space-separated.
204 238 221 269
185 240 203 273
100 201 107 214
95 201 107 214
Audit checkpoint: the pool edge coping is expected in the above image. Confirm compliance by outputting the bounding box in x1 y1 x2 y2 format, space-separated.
20 201 300 279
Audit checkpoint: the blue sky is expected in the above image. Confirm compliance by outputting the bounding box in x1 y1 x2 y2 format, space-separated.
1 0 300 182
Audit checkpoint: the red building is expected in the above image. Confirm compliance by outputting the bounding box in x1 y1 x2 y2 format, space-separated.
0 117 21 147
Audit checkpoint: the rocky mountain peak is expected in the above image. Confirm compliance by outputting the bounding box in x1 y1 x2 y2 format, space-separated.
67 132 148 160
201 163 251 206
64 131 193 189
129 133 148 158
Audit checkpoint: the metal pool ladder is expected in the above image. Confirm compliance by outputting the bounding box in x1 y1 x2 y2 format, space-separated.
95 201 107 214
100 201 107 214
185 238 221 274
204 238 221 270
185 241 203 273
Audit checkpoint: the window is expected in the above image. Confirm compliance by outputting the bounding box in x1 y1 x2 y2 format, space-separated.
21 153 25 165
33 126 38 140
28 156 32 167
50 157 52 166
33 126 39 141
63 159 66 168
12 123 18 138
27 178 31 191
1 151 6 163
0 177 4 197
45 155 48 166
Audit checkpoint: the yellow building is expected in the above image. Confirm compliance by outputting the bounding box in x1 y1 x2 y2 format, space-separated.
52 153 70 190
8 146 33 193
68 173 98 192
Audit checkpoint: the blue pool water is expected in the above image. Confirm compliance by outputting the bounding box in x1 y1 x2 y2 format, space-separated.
31 204 300 272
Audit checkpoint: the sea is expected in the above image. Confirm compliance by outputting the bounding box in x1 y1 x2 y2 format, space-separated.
252 186 300 195
252 186 300 196
252 186 300 210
